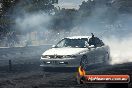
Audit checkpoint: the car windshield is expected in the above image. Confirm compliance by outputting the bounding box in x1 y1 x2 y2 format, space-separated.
56 38 88 48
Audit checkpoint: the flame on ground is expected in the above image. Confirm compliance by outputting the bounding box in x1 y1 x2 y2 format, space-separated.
78 66 86 77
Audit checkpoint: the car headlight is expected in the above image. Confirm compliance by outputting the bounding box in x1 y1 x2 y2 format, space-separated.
41 55 50 58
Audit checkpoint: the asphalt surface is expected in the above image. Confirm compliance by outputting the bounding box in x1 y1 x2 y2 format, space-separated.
0 57 132 88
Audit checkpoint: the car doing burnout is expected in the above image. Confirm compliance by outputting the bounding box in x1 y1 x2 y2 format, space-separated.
40 35 110 70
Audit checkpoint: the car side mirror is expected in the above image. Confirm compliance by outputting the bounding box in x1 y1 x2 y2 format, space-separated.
89 45 95 48
52 45 56 48
85 44 89 48
86 44 95 49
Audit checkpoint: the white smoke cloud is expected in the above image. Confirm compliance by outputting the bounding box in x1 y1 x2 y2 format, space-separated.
13 1 132 65
104 36 132 64
13 11 55 46
70 5 132 65
15 12 51 32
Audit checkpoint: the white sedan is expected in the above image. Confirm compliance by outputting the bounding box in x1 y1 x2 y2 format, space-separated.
40 35 110 69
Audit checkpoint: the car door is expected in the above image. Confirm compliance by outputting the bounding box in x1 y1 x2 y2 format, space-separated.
95 46 105 63
94 39 105 63
86 47 96 65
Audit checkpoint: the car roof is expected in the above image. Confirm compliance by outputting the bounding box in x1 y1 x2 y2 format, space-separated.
66 36 91 39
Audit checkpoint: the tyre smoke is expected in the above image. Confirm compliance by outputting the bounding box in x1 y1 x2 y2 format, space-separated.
13 0 132 64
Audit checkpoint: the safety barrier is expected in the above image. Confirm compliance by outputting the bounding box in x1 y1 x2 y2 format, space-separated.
0 45 51 68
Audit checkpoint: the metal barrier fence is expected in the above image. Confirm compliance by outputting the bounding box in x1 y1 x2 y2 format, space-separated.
0 45 51 71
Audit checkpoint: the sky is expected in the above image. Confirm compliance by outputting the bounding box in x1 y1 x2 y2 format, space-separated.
56 0 87 9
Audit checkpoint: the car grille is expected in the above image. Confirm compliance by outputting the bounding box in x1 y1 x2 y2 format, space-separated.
48 55 63 59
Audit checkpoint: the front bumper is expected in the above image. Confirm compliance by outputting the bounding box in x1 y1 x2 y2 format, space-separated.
40 57 80 67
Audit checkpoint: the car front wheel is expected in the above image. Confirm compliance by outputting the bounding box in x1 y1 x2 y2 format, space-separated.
80 55 88 69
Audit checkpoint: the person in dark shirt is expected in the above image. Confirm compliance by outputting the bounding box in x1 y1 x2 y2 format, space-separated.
88 33 96 46
88 33 104 47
